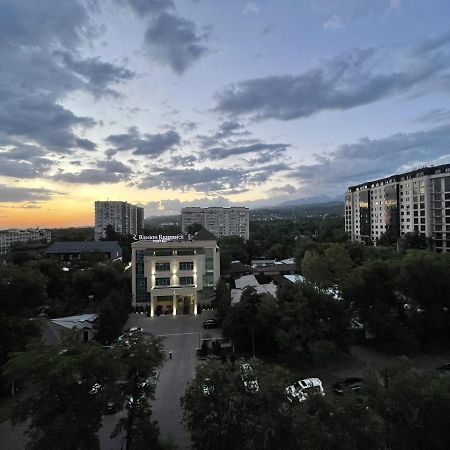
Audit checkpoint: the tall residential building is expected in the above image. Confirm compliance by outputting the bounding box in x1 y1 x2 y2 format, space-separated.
94 201 144 240
345 164 450 252
0 228 52 255
181 206 250 240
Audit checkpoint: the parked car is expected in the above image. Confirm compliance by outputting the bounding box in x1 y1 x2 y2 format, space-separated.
333 377 366 395
240 363 259 393
202 319 218 329
285 378 324 403
124 327 143 333
202 377 214 395
437 363 450 375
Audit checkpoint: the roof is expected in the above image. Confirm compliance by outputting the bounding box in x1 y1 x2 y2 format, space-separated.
231 283 277 304
46 241 122 256
51 313 97 330
221 261 251 275
192 228 217 241
254 263 298 273
235 274 260 289
284 274 306 283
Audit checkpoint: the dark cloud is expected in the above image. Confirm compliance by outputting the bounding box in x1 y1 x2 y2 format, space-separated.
213 37 450 121
137 163 288 193
170 154 198 167
0 146 53 178
97 159 132 174
291 124 450 191
75 137 97 150
197 121 251 148
0 185 56 202
57 51 135 98
119 0 174 16
144 12 210 74
0 0 134 156
53 169 127 185
204 142 289 161
411 108 450 125
105 128 180 156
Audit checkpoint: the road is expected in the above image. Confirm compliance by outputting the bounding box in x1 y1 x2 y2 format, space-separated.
124 310 221 449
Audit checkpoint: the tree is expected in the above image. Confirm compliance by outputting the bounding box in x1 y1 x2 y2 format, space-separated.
96 291 130 344
212 280 231 323
301 250 333 288
3 332 118 450
113 331 164 450
275 282 351 362
186 223 203 235
182 357 293 450
104 224 120 241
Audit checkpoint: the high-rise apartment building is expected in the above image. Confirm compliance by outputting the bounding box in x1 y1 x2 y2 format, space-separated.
181 206 250 240
0 228 52 255
95 201 144 241
345 164 450 252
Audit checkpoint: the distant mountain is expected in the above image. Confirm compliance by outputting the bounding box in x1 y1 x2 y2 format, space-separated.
144 215 180 227
276 195 341 208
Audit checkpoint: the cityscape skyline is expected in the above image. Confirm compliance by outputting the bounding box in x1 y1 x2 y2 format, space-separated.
1 1 450 228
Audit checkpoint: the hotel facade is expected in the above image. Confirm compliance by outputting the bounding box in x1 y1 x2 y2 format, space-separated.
181 206 250 240
131 229 220 316
345 164 450 252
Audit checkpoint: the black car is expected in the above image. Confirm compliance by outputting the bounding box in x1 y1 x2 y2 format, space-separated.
437 363 450 374
333 377 366 395
202 319 218 329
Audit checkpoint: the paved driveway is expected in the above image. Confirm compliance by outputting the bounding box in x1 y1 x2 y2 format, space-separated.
124 311 221 449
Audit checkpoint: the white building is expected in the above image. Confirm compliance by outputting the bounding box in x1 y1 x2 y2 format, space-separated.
345 164 450 252
131 228 220 316
0 228 51 255
95 201 144 241
181 206 250 240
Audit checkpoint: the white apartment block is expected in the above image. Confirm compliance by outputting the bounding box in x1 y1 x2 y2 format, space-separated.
345 164 450 252
181 206 250 240
0 228 52 255
95 201 144 241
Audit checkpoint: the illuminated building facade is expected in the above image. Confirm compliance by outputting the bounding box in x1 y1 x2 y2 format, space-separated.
131 229 220 316
345 164 450 252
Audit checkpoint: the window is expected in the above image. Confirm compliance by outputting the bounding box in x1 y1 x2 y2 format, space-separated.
155 262 170 271
179 276 194 285
179 261 194 271
155 277 170 286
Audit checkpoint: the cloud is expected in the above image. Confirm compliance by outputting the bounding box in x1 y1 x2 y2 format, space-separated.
53 169 128 185
412 108 450 125
243 2 260 15
323 15 344 30
137 162 288 193
143 196 234 216
119 0 174 16
203 142 290 161
197 121 251 148
291 124 450 192
213 33 450 121
170 154 198 167
143 12 210 74
0 146 53 178
0 185 57 203
0 0 135 156
57 51 136 97
105 128 181 156
97 159 132 174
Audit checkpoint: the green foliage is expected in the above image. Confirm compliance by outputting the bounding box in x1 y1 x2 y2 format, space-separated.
183 360 450 450
212 280 231 323
0 265 48 316
3 332 119 450
112 332 164 450
96 291 131 344
186 223 203 235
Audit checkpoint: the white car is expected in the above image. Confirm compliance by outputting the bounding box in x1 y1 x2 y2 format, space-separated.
240 363 259 393
285 378 324 403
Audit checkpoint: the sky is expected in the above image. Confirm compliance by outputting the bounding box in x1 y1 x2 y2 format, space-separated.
1 0 450 228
